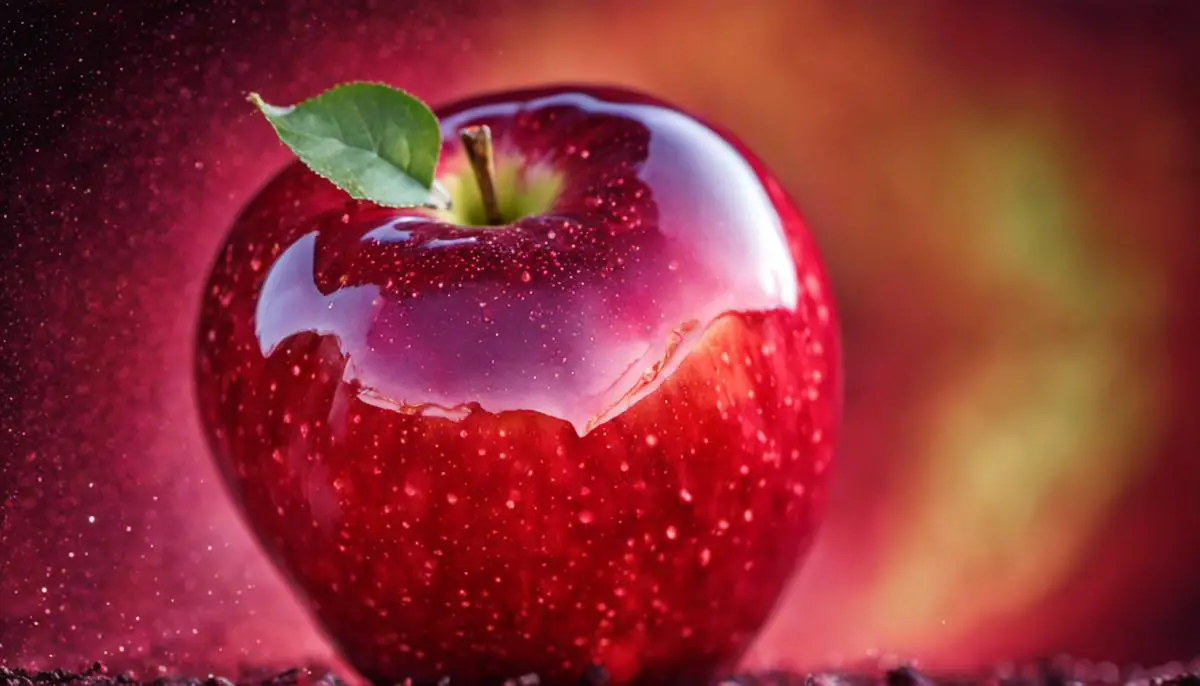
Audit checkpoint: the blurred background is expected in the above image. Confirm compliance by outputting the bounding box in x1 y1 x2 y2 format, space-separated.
1 0 1196 677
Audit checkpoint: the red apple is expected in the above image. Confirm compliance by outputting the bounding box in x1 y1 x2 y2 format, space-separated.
195 86 841 684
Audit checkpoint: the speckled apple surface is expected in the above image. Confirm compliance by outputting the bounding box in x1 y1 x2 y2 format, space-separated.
195 87 841 684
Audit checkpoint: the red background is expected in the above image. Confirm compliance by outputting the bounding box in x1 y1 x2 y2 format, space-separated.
1 0 1197 677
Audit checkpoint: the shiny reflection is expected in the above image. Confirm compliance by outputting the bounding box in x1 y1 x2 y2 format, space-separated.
248 88 802 436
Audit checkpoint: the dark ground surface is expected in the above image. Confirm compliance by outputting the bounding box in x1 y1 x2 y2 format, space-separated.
3 660 1199 686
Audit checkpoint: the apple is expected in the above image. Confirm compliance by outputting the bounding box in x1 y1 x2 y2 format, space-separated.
195 85 841 684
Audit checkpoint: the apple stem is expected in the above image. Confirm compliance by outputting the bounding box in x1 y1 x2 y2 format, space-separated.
459 125 503 225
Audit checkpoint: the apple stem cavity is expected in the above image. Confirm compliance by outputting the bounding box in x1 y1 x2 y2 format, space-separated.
459 125 503 225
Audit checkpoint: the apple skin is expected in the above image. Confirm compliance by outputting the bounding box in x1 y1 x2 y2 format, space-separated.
195 86 841 684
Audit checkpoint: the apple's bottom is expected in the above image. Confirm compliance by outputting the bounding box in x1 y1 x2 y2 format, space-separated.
4 658 1199 686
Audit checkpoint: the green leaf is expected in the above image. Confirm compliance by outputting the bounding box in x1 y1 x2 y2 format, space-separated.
249 83 442 208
